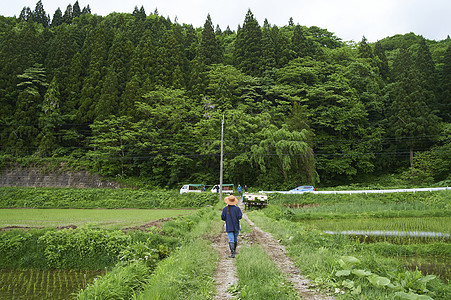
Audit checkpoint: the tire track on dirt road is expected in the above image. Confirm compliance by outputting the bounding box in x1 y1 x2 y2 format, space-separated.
243 213 335 300
211 230 238 300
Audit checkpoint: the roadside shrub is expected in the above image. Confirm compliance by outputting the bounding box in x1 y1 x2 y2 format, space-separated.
38 228 132 269
118 242 160 269
0 228 178 270
0 230 48 269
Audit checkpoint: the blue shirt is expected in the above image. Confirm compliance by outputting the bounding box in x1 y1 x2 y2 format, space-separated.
221 205 242 232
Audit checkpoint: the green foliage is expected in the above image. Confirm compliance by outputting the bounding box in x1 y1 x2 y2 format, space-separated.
334 256 438 299
37 228 131 269
251 124 315 186
0 6 449 188
0 227 179 270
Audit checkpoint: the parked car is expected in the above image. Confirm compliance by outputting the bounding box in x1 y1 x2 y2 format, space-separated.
180 184 206 194
289 185 316 193
211 184 234 194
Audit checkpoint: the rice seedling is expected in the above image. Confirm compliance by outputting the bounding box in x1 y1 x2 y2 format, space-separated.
305 217 450 235
0 269 102 300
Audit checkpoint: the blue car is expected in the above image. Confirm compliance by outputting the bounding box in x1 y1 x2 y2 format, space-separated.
289 185 316 193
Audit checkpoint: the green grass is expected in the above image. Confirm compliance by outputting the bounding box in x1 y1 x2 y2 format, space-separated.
0 208 194 229
235 245 299 300
136 240 218 300
77 261 151 300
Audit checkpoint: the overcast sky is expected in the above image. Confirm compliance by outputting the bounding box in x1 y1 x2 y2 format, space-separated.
3 0 450 42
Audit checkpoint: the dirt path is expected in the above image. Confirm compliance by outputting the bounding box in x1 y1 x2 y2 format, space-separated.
211 229 238 299
212 202 334 300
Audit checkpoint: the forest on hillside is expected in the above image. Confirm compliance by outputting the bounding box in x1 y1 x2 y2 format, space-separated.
0 1 450 188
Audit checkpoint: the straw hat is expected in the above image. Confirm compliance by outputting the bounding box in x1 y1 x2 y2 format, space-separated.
224 195 238 205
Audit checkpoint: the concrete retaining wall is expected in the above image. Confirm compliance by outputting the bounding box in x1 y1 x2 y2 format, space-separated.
0 168 120 189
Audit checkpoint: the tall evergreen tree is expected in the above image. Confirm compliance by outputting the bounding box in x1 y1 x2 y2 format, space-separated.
132 6 146 21
413 37 437 93
260 19 276 70
234 9 263 76
38 76 62 155
198 14 222 65
64 51 84 115
62 4 73 24
51 8 63 27
19 7 33 22
358 36 373 58
373 41 389 80
108 30 134 95
33 0 49 27
82 5 91 15
45 25 76 84
95 66 119 121
78 23 109 122
389 50 441 167
72 1 82 19
291 25 313 59
271 25 291 68
440 45 451 121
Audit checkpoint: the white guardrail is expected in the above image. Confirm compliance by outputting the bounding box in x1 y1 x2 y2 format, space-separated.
259 187 451 195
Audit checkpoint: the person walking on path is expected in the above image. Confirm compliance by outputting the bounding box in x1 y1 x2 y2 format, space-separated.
237 184 242 198
221 195 242 258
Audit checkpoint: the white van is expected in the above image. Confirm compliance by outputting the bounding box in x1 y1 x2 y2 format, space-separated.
211 184 234 194
180 184 205 194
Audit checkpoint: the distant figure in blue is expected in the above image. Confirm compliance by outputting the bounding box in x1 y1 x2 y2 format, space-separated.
237 184 242 198
221 195 242 258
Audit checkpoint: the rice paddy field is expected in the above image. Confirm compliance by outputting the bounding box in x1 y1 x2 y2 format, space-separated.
0 208 194 229
0 269 103 300
267 190 451 285
304 216 450 235
0 189 449 299
0 206 197 300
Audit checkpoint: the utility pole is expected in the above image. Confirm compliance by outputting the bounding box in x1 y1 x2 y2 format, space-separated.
219 114 224 202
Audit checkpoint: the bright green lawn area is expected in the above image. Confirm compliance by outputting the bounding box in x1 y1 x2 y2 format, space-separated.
0 209 194 229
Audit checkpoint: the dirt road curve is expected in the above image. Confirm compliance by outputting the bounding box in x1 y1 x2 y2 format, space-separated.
212 206 334 300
